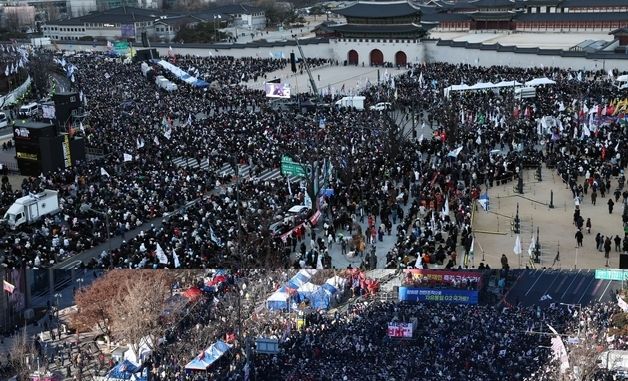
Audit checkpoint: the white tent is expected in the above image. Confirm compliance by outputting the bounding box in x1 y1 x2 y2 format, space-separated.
325 276 347 289
469 82 495 90
494 80 522 88
124 337 153 365
266 289 290 310
444 84 470 97
525 77 556 87
616 74 628 82
298 282 320 294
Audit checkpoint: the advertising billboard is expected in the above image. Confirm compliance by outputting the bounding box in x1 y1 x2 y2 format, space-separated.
265 83 291 99
398 287 479 305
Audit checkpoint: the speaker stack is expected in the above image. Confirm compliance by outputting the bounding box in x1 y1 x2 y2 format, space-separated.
620 253 628 269
13 121 86 177
53 92 81 132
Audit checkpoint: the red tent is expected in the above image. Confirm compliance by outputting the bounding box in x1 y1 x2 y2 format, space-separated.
206 275 227 287
183 287 202 300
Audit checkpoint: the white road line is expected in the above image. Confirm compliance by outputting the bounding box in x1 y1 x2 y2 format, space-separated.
577 276 597 305
561 270 581 300
599 280 613 302
525 269 545 296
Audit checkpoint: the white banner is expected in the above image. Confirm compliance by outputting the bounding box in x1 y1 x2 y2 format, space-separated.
387 322 413 338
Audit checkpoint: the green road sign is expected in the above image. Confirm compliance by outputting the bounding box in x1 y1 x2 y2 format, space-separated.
281 156 309 177
595 269 628 281
113 41 129 55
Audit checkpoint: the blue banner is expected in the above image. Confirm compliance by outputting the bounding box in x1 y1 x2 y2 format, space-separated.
398 287 478 305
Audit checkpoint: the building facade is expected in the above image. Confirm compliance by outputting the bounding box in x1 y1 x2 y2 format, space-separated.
331 0 432 66
42 4 265 42
423 0 628 32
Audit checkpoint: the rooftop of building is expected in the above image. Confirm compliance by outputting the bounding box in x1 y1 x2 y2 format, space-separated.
334 1 422 18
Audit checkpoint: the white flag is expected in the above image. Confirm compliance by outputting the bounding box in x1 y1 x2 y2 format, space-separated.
441 195 449 218
136 137 145 148
316 253 323 269
287 179 292 196
156 243 168 264
527 235 535 257
448 146 463 158
100 167 110 177
123 153 133 162
469 236 474 257
513 234 522 256
173 249 180 268
79 122 85 133
154 136 160 146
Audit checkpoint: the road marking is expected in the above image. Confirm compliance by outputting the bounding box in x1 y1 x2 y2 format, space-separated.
572 275 587 294
560 270 581 300
60 260 83 270
576 276 597 305
525 269 545 296
599 280 613 302
541 270 560 298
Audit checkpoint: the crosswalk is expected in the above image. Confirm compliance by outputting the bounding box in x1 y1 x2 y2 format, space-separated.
171 157 305 183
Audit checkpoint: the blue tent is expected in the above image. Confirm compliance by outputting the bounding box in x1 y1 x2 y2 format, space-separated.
106 360 146 381
309 283 339 309
286 272 311 289
267 286 290 311
185 340 232 370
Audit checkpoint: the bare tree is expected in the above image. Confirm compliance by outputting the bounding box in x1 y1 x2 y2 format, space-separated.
71 270 130 336
9 327 37 380
44 4 60 22
28 50 53 101
4 9 20 32
109 270 179 358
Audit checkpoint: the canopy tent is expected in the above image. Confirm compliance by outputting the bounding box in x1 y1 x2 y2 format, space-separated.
325 275 347 289
297 282 320 301
524 77 556 87
469 82 495 90
443 84 470 97
309 282 341 310
182 286 203 300
106 360 146 381
616 74 628 82
157 60 208 88
123 337 153 365
184 340 232 371
494 80 522 88
444 80 524 97
266 287 290 311
286 269 317 289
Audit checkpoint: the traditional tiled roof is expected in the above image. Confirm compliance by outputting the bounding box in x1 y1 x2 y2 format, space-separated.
470 11 517 20
516 11 628 21
467 0 516 7
333 1 422 18
331 23 425 33
560 0 628 7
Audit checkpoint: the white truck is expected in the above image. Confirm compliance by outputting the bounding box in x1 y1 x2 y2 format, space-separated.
3 190 60 229
334 96 365 110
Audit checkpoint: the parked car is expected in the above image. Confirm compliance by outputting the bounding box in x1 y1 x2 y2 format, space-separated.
370 102 392 111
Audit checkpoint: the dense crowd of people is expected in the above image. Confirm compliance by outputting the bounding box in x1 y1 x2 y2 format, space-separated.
0 50 624 271
104 269 626 381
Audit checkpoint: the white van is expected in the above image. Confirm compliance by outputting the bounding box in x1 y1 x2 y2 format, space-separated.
18 102 39 118
0 112 8 128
